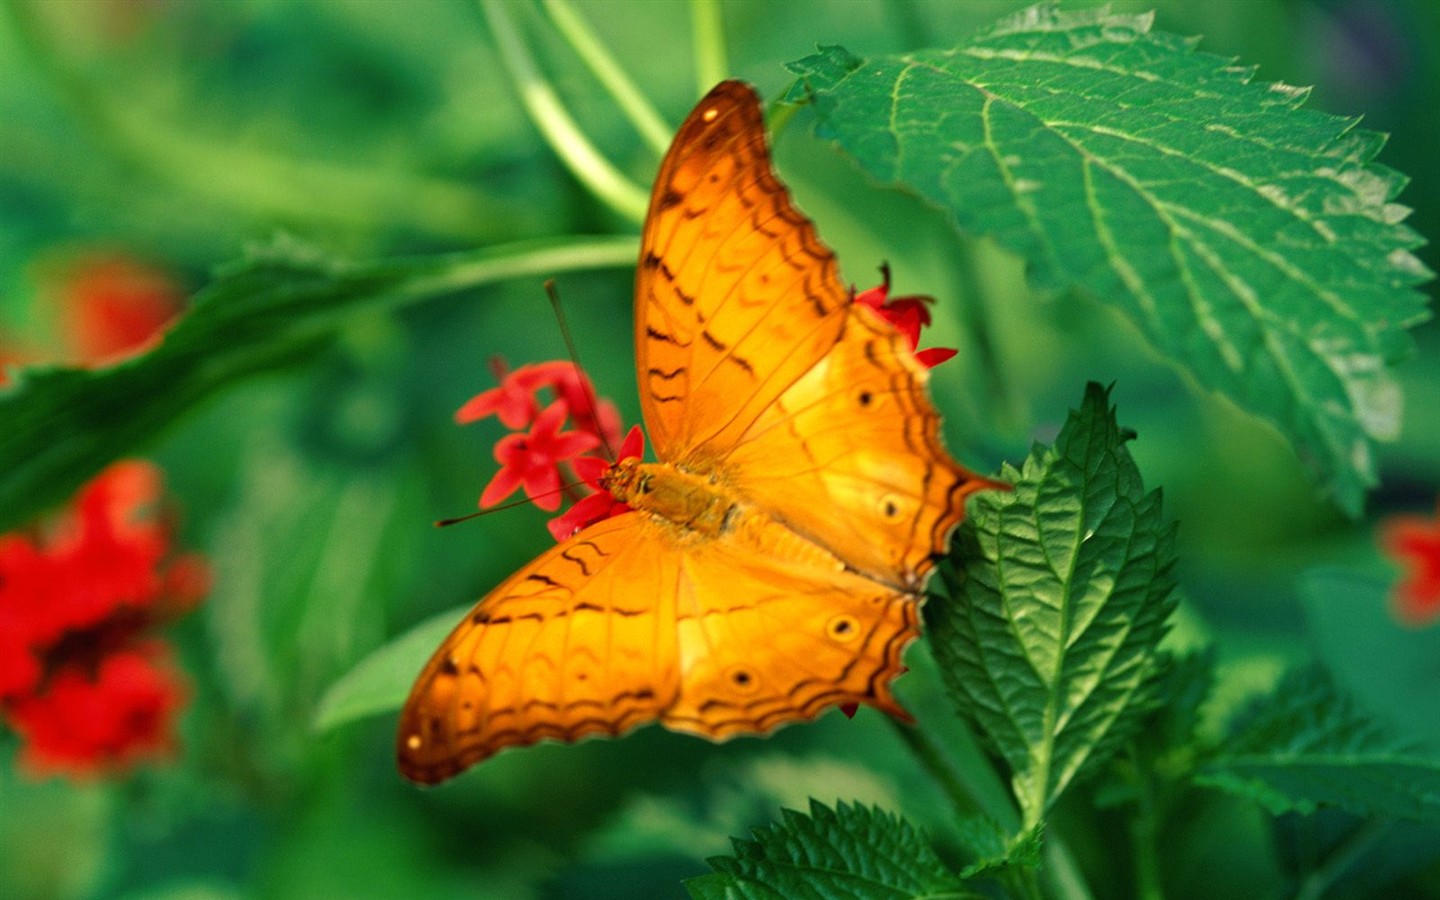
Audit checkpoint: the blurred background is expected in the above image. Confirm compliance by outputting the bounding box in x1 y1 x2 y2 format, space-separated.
0 1 1436 898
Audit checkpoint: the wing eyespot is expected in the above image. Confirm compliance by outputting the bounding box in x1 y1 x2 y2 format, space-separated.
726 666 759 693
881 496 901 520
857 389 874 408
827 614 859 642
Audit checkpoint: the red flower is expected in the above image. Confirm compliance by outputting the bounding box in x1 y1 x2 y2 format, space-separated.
52 254 183 367
547 427 645 541
0 462 208 777
1382 498 1440 626
456 358 542 429
480 400 600 511
7 645 186 779
458 359 623 450
854 266 956 368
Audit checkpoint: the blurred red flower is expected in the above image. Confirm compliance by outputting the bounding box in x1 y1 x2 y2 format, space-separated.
1381 498 1440 626
0 462 208 778
53 254 184 366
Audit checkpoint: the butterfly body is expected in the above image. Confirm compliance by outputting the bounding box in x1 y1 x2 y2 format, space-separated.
398 81 995 784
600 459 738 538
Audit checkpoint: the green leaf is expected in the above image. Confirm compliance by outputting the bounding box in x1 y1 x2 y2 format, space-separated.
1197 664 1440 823
313 605 464 733
786 4 1432 514
927 382 1178 826
684 800 980 900
953 816 1042 880
0 235 637 532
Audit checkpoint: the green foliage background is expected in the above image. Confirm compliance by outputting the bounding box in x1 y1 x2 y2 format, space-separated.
1 1 1437 898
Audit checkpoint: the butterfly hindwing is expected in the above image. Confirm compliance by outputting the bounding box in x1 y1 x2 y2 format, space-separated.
724 305 989 590
397 514 681 784
662 515 917 738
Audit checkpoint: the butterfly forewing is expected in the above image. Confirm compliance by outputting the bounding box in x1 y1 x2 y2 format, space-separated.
636 81 849 462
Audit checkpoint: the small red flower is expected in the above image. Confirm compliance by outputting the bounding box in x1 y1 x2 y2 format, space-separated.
1382 498 1440 626
480 400 600 512
456 358 542 429
854 266 955 369
547 427 645 541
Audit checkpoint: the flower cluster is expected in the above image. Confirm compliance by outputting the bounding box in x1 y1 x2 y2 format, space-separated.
456 359 633 540
0 462 209 777
2 251 205 778
1381 497 1440 626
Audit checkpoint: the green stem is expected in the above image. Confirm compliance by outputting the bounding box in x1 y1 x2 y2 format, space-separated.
1121 758 1164 900
886 718 985 819
541 0 673 157
1293 817 1391 900
690 0 729 90
481 0 649 224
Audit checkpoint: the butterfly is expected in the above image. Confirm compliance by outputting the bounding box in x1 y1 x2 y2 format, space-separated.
397 80 994 784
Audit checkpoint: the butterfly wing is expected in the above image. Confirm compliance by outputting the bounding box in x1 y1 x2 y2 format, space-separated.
637 80 991 589
636 81 849 461
723 304 996 590
662 514 917 737
397 513 681 784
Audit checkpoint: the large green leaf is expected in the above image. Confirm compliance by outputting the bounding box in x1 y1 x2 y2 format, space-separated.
786 4 1432 514
0 235 636 532
1197 664 1440 823
685 800 981 900
928 382 1178 826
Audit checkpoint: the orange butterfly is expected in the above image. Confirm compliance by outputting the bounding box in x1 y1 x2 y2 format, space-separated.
397 81 995 784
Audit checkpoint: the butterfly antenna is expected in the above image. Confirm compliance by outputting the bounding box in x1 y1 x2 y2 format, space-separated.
435 484 581 527
544 279 618 461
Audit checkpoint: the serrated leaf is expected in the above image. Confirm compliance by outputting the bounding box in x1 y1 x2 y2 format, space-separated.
0 235 636 532
1197 664 1440 823
684 800 981 900
927 382 1178 826
954 816 1042 880
787 3 1432 514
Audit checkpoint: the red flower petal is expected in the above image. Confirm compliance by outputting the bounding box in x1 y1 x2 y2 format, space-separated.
1382 500 1440 626
914 347 958 369
8 645 187 778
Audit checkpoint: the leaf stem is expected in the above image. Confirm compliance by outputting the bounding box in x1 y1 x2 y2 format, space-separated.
541 0 672 157
1130 772 1165 900
481 0 649 224
1292 817 1392 900
690 0 729 91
